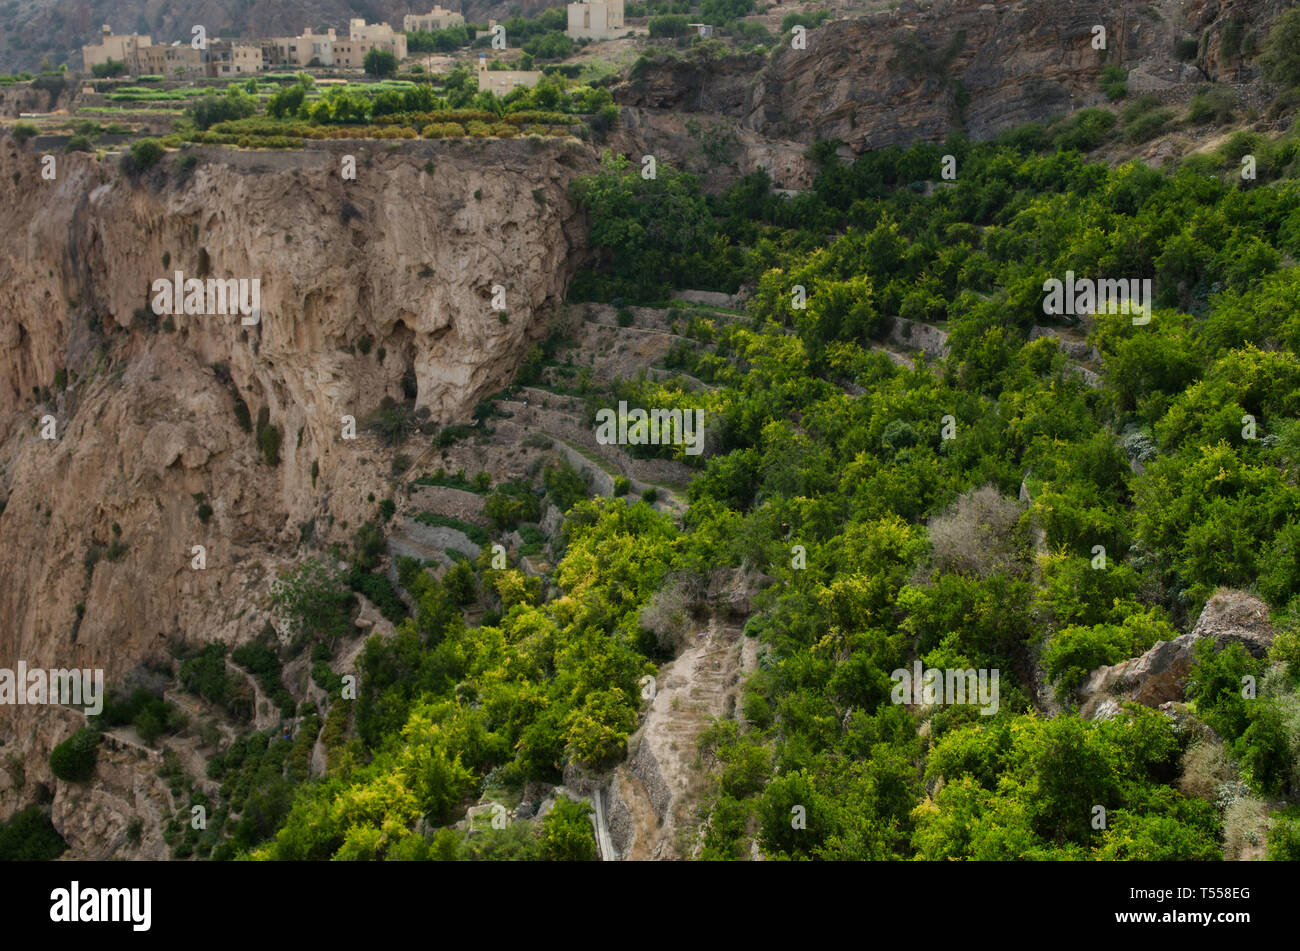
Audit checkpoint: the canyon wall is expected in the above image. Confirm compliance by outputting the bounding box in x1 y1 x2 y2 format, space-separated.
0 136 592 832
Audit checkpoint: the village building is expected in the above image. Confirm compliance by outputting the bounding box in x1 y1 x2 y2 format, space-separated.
262 28 337 68
206 41 264 76
475 53 541 97
80 25 150 73
566 0 626 40
132 42 204 79
332 19 409 68
403 6 467 33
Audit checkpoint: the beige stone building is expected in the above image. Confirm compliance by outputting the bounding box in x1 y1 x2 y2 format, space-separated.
332 19 409 68
475 53 541 97
263 28 337 68
566 0 625 40
81 25 150 73
133 42 205 79
207 41 263 76
403 6 466 33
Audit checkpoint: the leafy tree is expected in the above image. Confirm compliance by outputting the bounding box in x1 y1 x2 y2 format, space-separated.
267 80 307 118
540 796 595 860
91 58 125 78
1185 639 1262 743
569 151 717 298
129 138 164 169
649 15 690 37
543 459 588 513
189 86 256 130
363 48 398 78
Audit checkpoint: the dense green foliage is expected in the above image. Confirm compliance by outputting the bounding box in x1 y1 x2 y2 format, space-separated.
179 642 255 722
101 687 183 744
363 49 398 78
189 86 257 130
0 806 68 860
49 728 100 782
560 128 1300 860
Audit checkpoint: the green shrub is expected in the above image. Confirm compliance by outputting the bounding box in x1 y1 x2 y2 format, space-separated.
232 397 252 433
1050 108 1117 151
1263 10 1300 88
1187 86 1236 124
129 138 164 168
1124 107 1175 143
1267 815 1300 860
347 566 407 624
541 459 585 512
1043 610 1173 696
365 398 416 446
421 122 466 138
540 795 595 860
414 511 489 545
231 642 295 717
1099 65 1128 101
256 407 282 466
189 88 257 130
0 806 68 860
179 642 255 722
485 480 542 530
49 728 101 782
649 15 691 38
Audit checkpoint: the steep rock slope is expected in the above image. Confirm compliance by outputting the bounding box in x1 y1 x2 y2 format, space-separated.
0 136 592 837
619 0 1290 157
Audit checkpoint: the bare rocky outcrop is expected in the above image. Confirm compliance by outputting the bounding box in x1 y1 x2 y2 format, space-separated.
1077 590 1274 720
0 136 593 850
606 615 751 860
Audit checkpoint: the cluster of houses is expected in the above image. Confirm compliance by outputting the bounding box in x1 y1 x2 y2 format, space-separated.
80 17 410 78
81 2 629 79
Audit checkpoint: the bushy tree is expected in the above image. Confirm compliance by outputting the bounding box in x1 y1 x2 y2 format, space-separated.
49 728 100 782
540 796 595 860
189 86 256 130
363 48 398 77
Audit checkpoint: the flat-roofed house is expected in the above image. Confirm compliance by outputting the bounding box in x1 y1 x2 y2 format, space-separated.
333 19 408 68
403 6 467 32
81 25 150 73
206 40 264 75
263 28 336 67
566 0 625 40
134 42 204 79
474 52 541 97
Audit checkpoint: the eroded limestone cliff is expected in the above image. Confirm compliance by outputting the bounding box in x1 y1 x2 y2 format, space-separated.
0 136 592 847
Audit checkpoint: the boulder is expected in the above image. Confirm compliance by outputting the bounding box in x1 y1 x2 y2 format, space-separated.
1189 590 1274 658
1077 591 1274 720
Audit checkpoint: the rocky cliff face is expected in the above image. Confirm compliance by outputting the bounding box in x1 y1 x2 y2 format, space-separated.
0 135 591 840
620 0 1291 157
